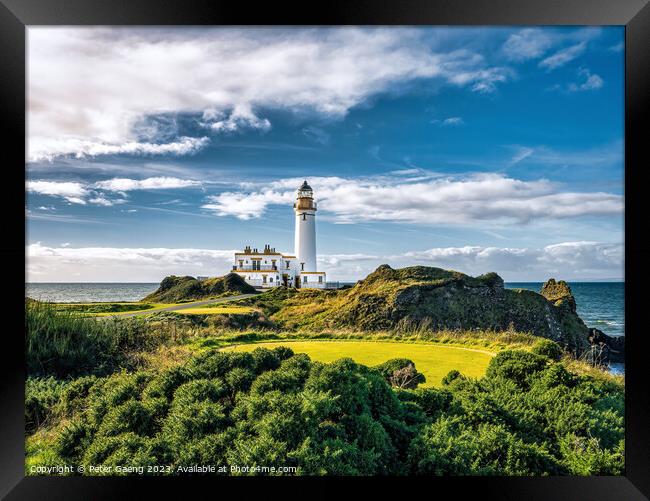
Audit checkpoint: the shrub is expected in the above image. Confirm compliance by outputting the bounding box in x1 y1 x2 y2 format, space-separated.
374 358 426 389
532 339 564 361
25 377 66 433
27 348 624 477
441 369 464 386
485 350 548 388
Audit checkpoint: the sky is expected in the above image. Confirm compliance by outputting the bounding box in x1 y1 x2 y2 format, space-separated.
26 26 624 282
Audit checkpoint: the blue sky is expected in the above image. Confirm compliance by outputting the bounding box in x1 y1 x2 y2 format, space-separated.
26 27 624 282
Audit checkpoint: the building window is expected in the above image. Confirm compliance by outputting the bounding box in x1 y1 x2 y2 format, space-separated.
269 277 273 283
263 275 267 283
286 261 290 269
303 276 307 283
239 260 243 268
318 276 323 283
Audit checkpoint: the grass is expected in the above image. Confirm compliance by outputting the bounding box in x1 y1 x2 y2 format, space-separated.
175 306 255 315
50 302 182 316
224 339 495 387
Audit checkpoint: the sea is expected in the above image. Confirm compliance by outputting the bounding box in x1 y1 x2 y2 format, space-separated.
25 281 625 372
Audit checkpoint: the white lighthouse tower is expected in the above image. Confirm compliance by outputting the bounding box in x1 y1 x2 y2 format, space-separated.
231 180 326 289
294 180 326 287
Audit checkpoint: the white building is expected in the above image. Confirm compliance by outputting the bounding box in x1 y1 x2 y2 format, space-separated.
232 180 327 289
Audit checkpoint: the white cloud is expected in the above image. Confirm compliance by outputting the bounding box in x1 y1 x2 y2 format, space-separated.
568 68 604 92
502 29 553 61
608 42 624 52
28 27 514 161
202 190 294 220
302 126 331 145
30 136 209 163
87 196 121 207
509 146 535 165
95 176 202 192
200 173 623 225
201 104 271 133
27 243 236 282
503 27 601 66
26 181 89 204
431 116 464 126
26 241 623 282
27 176 199 205
539 42 587 70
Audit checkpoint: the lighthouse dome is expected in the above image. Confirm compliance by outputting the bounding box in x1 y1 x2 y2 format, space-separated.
299 180 312 192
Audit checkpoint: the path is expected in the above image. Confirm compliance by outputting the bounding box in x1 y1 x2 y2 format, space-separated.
107 293 257 318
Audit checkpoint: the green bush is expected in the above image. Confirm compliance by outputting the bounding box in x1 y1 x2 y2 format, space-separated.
532 339 564 361
27 348 624 476
485 350 548 387
374 358 426 389
25 377 67 433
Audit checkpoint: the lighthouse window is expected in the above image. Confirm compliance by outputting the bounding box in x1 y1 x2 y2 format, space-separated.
302 214 306 221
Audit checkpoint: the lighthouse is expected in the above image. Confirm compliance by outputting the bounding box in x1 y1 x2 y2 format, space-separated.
231 179 326 289
294 180 318 274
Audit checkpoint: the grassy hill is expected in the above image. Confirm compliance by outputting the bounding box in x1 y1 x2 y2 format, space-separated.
237 265 593 354
143 273 257 303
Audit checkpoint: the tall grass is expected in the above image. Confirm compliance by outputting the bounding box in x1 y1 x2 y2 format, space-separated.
26 301 166 377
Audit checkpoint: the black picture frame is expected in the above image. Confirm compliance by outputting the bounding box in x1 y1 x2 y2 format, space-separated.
2 1 648 499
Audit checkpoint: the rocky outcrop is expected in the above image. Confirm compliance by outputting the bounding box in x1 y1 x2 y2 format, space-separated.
587 327 625 365
270 265 602 355
540 278 577 313
143 273 256 303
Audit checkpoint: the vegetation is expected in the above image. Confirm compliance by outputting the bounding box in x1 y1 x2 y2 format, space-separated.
24 265 624 476
26 301 182 378
51 303 156 314
143 274 257 303
231 265 593 355
26 347 624 476
226 340 493 387
176 306 254 315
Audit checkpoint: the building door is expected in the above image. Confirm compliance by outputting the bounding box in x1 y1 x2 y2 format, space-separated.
283 275 288 287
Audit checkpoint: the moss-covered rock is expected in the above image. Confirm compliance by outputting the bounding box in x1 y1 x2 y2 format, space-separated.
540 278 577 313
143 273 257 303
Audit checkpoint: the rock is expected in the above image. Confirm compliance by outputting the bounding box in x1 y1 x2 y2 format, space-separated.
143 273 257 303
588 327 625 364
540 278 577 313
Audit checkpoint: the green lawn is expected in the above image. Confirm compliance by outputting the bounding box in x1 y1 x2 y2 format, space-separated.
224 340 494 387
176 306 254 315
